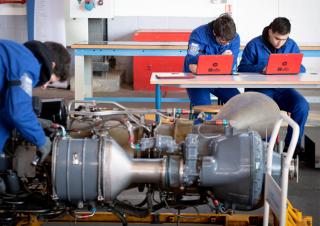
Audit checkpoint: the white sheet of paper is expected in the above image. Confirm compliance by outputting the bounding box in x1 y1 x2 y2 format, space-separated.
34 0 66 45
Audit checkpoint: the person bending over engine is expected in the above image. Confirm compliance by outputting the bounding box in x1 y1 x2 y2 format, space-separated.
0 39 71 167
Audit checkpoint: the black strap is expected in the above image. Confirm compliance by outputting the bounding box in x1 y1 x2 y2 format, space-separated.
7 80 21 87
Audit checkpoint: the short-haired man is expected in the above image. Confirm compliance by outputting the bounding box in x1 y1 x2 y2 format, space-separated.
238 17 308 155
0 39 71 165
184 14 240 107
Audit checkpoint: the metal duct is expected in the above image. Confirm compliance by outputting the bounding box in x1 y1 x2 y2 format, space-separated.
52 137 165 203
216 92 280 138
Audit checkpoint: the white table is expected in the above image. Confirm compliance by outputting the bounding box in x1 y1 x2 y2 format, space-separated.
150 72 320 109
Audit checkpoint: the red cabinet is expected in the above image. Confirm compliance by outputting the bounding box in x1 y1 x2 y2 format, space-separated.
133 30 191 91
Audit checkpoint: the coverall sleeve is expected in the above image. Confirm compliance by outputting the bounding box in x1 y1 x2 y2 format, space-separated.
238 43 265 72
184 31 206 72
230 35 240 69
4 78 46 148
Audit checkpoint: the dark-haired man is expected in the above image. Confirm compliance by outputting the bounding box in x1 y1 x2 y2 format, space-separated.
238 17 308 154
184 14 240 107
0 39 71 165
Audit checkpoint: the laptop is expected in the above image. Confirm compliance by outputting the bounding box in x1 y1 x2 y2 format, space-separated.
196 55 234 75
265 53 303 75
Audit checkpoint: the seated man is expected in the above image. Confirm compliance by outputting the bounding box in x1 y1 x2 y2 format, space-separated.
238 17 308 154
184 13 240 107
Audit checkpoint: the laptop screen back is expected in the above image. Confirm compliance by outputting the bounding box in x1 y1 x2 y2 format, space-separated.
265 53 303 75
196 55 234 75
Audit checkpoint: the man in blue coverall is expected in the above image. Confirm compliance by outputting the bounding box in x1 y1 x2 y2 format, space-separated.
184 13 240 107
0 39 71 167
238 17 308 155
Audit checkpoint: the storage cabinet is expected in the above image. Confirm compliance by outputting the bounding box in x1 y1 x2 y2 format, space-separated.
133 30 191 91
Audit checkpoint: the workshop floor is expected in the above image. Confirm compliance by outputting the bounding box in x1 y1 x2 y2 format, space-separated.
34 87 320 226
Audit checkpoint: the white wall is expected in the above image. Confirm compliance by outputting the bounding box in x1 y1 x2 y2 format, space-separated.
234 0 320 45
106 0 320 45
279 0 320 45
108 17 213 41
2 0 319 45
114 0 226 17
234 0 279 45
69 0 228 18
68 0 320 45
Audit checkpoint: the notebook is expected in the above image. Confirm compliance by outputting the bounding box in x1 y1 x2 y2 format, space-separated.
196 55 234 75
155 73 195 79
265 53 303 75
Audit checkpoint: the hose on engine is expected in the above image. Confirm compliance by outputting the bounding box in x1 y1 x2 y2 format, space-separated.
69 116 151 150
113 193 207 218
68 115 125 132
113 199 150 217
109 206 128 226
72 207 96 219
113 198 167 218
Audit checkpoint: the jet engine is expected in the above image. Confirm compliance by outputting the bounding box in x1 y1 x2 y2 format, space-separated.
0 92 295 225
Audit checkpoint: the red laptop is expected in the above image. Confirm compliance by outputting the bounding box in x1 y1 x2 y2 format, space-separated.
265 53 303 75
196 55 234 75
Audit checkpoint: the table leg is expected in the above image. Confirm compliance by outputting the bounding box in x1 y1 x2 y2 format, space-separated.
155 84 162 122
155 84 161 110
75 55 92 100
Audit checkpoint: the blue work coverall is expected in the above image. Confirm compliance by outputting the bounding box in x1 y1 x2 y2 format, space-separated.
184 23 240 106
0 40 46 153
238 32 308 146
